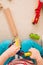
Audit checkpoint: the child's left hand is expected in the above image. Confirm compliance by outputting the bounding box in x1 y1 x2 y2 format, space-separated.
8 38 20 57
8 44 20 57
5 38 20 57
0 38 20 65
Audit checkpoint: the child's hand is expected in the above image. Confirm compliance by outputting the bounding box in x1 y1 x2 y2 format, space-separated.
29 48 41 60
7 38 20 57
8 44 20 57
0 39 20 65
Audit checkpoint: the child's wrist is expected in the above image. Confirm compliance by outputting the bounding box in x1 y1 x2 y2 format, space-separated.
36 55 42 62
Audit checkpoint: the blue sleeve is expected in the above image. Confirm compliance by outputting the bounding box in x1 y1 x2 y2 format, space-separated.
21 39 43 57
0 40 15 65
0 40 12 55
31 40 43 57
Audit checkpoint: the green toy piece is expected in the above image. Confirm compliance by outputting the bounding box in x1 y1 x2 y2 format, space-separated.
29 33 40 40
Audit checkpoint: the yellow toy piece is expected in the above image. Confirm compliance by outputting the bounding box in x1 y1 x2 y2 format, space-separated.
24 51 32 57
15 37 20 47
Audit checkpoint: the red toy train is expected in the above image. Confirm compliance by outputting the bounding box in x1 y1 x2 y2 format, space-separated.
33 0 43 24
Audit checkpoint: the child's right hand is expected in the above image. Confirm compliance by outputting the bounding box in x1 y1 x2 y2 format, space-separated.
29 48 41 60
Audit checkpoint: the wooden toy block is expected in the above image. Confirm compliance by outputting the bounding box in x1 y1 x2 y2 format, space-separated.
0 3 3 11
3 8 18 37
